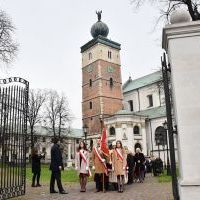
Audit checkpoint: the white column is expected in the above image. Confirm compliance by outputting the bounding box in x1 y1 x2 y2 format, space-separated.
127 127 134 153
141 124 147 156
67 140 72 167
162 12 200 200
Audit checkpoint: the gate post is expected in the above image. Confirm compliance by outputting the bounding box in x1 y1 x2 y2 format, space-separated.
162 11 200 200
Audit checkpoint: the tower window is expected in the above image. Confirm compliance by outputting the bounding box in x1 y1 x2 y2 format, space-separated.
147 94 153 107
89 79 92 87
89 52 92 60
109 78 113 87
128 100 133 111
108 51 112 59
89 101 92 109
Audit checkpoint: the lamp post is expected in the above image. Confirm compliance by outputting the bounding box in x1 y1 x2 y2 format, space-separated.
163 120 171 175
83 124 88 145
157 138 160 158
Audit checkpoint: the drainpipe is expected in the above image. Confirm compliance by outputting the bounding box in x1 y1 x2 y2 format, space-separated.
137 89 140 111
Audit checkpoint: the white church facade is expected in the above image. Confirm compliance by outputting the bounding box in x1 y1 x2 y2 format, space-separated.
104 70 174 161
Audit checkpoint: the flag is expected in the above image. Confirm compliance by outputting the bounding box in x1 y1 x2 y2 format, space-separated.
100 127 109 157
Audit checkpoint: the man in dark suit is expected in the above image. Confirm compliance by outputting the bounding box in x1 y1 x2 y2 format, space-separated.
50 137 68 194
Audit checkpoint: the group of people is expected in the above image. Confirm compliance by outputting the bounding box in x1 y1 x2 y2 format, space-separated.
31 137 147 194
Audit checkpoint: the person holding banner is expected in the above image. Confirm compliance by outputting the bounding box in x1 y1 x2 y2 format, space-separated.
75 141 91 192
112 140 127 193
92 137 109 192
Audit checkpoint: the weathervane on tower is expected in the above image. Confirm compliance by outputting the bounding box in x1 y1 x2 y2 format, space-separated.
96 10 102 21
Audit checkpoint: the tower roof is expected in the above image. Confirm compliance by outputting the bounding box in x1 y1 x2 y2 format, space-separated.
80 35 121 53
91 11 109 38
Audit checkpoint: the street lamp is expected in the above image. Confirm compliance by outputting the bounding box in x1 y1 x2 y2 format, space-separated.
163 120 171 175
157 138 160 158
83 124 88 145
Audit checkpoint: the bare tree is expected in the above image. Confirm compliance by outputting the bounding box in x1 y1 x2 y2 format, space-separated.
44 90 72 138
131 0 200 21
28 89 46 148
0 10 18 65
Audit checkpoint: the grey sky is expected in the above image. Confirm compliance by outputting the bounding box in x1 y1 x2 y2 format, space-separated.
0 0 163 129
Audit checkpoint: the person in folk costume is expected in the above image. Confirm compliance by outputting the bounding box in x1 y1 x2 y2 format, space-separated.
75 141 91 192
134 148 145 183
108 141 118 190
112 140 127 193
92 136 109 192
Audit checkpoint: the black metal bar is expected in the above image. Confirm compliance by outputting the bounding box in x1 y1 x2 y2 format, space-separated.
162 53 179 200
166 130 171 175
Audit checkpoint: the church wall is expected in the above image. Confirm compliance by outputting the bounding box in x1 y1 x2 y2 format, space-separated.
123 81 165 112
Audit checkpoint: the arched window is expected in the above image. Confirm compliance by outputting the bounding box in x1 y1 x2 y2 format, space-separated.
155 126 167 145
133 126 140 135
109 127 116 136
89 52 92 60
89 101 92 109
134 143 142 152
109 78 113 87
89 79 92 87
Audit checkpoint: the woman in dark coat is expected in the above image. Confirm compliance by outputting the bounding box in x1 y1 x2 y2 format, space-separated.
127 151 135 184
134 148 145 183
31 147 44 187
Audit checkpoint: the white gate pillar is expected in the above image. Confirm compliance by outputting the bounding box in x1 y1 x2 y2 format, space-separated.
162 11 200 200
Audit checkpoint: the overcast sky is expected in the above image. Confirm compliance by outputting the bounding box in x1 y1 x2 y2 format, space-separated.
0 0 164 129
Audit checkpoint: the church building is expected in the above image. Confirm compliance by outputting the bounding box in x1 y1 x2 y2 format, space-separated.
81 11 175 163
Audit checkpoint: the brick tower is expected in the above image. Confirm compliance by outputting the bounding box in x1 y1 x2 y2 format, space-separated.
81 11 123 138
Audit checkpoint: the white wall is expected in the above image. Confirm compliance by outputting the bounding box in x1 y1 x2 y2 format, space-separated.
123 82 165 112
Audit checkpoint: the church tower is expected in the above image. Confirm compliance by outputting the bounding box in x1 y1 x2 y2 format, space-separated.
81 11 123 137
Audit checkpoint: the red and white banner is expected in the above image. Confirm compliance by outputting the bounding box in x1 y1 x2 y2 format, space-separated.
115 148 123 161
94 147 108 175
79 151 92 177
100 128 109 157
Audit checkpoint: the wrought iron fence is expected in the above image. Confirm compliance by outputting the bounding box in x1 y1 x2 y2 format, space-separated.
161 53 179 200
0 77 29 200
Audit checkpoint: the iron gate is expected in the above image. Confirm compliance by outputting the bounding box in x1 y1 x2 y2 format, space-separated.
0 77 29 200
161 53 179 200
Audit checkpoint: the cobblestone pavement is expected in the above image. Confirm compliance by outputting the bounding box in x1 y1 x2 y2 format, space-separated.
14 174 172 200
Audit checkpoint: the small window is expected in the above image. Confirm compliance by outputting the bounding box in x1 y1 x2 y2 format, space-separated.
147 94 153 107
42 147 46 153
89 79 92 87
89 52 92 60
110 78 113 87
134 126 140 135
108 51 112 59
109 127 116 136
128 100 133 111
42 137 46 142
89 101 92 109
91 117 93 120
34 136 37 142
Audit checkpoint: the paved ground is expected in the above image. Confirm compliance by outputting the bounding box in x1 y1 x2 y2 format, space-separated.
14 174 172 200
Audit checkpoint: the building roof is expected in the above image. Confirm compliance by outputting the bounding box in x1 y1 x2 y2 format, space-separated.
123 71 162 93
114 109 146 117
134 106 166 119
28 126 83 139
113 106 166 120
